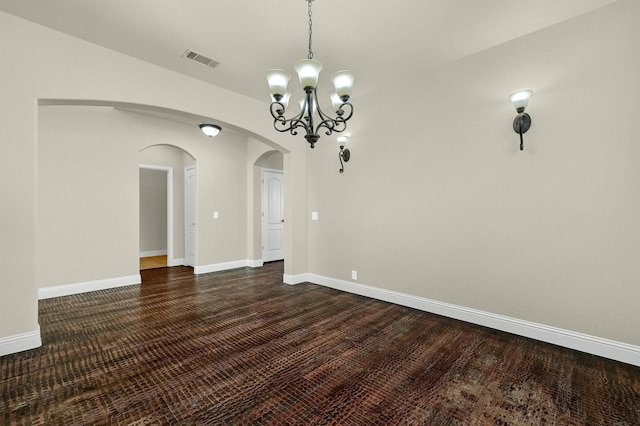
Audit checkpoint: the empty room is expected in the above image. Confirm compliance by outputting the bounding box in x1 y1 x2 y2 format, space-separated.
1 0 639 424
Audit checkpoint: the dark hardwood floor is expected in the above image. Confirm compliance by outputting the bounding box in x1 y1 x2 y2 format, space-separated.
1 262 639 425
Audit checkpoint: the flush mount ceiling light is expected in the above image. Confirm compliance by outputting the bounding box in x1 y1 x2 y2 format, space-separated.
510 90 533 151
265 0 355 149
199 123 221 137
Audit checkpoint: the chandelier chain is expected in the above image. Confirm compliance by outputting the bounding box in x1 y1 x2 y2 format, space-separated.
307 0 313 59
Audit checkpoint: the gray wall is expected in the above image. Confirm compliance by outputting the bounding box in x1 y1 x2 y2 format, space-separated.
256 151 283 170
139 168 167 254
1 1 638 356
306 1 640 345
36 105 250 288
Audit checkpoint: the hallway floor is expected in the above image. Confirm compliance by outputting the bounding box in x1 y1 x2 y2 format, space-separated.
139 255 167 270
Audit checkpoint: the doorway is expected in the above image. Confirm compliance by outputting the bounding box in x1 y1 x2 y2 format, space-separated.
262 169 284 262
139 165 173 269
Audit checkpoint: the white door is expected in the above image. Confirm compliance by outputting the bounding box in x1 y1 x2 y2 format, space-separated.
185 166 196 267
262 170 284 262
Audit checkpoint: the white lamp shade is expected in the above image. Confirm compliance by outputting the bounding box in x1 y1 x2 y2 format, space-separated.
294 59 323 89
200 124 221 137
331 70 355 99
331 93 344 112
337 135 348 147
299 97 316 119
510 90 533 110
265 69 291 98
272 90 292 110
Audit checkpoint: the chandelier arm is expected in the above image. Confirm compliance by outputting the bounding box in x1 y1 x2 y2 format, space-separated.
336 102 354 122
313 102 336 135
288 119 309 137
316 118 345 136
313 101 353 136
269 102 308 136
269 101 287 120
274 118 308 137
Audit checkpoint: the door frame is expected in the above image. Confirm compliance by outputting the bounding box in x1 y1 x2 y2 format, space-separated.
139 164 174 265
184 165 196 268
261 168 284 262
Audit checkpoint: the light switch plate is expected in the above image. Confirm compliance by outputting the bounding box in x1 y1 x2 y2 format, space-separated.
213 211 219 219
311 211 319 221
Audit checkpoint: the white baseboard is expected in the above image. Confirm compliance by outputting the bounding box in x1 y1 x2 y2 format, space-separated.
168 258 185 267
194 259 264 274
140 250 167 257
305 273 640 367
0 326 42 356
195 260 253 275
283 273 308 285
38 274 142 300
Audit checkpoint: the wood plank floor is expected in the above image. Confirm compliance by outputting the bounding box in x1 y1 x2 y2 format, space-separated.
1 262 639 425
139 255 167 270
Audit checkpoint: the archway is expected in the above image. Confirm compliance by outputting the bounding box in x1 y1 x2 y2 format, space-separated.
139 144 196 269
254 151 285 263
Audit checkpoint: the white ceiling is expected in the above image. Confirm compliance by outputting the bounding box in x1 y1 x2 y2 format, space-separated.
1 0 619 104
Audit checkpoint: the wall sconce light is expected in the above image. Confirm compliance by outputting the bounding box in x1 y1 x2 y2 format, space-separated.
199 123 221 137
509 90 533 151
337 136 351 173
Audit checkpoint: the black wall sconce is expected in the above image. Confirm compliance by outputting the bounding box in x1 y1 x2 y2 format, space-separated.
199 123 221 137
510 90 532 151
337 136 351 173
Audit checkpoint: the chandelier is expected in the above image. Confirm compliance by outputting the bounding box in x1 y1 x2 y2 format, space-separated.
265 0 355 149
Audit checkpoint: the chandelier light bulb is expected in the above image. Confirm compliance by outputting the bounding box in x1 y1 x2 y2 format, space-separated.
331 70 355 101
272 90 292 110
299 97 316 119
331 93 344 112
265 69 291 100
294 59 323 90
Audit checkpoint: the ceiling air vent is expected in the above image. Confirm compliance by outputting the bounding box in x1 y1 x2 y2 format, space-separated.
182 49 220 69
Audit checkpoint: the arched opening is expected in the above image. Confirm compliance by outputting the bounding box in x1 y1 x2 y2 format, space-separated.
35 100 298 295
254 151 285 263
139 144 196 269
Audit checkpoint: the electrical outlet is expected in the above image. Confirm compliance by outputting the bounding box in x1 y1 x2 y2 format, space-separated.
311 211 319 221
213 211 219 219
351 270 357 280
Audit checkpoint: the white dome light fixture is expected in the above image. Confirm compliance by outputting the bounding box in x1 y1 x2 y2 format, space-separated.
199 123 221 137
265 0 355 149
